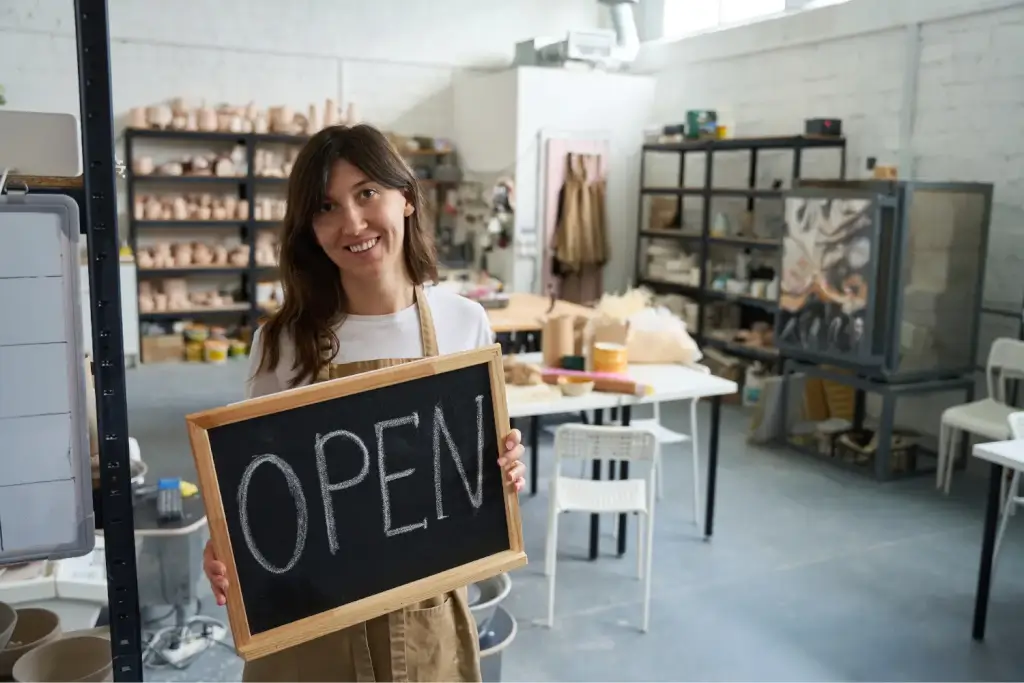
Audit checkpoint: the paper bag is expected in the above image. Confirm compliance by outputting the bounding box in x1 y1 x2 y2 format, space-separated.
625 307 702 365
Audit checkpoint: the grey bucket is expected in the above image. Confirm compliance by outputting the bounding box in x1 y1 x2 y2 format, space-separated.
468 572 511 635
479 606 517 683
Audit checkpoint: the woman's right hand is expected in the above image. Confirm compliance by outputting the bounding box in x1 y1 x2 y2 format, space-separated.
203 540 230 606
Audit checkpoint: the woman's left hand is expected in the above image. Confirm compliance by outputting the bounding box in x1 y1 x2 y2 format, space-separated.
499 428 527 493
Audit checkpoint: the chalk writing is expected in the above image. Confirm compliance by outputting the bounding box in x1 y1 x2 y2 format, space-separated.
375 412 427 538
236 398 491 573
238 454 309 574
433 395 485 520
315 430 370 555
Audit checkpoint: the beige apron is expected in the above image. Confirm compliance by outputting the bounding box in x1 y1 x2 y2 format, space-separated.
242 286 482 683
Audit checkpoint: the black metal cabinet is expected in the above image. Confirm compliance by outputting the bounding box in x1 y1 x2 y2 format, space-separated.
776 180 994 382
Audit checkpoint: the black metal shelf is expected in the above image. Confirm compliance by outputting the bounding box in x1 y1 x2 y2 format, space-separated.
639 229 702 241
139 305 252 321
636 277 701 298
125 128 307 146
708 235 781 250
125 128 267 361
701 334 779 362
634 134 847 365
704 288 778 312
644 135 847 153
133 220 247 229
254 176 289 185
127 173 247 186
137 267 248 277
641 186 782 199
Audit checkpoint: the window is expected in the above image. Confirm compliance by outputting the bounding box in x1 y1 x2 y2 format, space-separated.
662 0 788 38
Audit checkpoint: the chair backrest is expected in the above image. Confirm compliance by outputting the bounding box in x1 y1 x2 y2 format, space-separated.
553 424 657 465
1009 412 1024 440
986 338 1024 403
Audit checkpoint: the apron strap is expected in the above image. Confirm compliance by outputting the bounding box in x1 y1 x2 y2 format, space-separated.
413 285 439 357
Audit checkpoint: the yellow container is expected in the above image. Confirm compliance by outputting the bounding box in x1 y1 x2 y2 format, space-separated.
592 342 628 375
204 340 230 364
184 340 204 362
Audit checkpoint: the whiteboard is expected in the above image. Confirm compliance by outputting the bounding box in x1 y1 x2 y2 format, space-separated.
0 193 95 565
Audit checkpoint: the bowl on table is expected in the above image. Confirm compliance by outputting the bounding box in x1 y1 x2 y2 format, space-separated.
557 376 594 397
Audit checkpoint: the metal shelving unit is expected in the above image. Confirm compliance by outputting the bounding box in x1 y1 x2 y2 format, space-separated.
75 1 143 678
125 129 459 360
634 135 848 363
124 128 296 358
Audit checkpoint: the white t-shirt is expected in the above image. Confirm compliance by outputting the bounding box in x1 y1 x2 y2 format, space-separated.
246 285 494 398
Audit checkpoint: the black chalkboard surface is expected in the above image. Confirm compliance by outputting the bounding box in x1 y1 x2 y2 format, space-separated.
186 345 526 660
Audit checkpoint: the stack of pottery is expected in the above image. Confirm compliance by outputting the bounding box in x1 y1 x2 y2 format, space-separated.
12 634 112 682
0 605 64 680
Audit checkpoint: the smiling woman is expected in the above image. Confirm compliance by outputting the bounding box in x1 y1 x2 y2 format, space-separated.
200 123 529 682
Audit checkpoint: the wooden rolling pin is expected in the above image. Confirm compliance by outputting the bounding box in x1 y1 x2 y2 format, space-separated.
540 367 652 396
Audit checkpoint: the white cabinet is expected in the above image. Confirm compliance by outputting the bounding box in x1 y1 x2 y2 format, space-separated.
453 67 655 294
79 263 140 366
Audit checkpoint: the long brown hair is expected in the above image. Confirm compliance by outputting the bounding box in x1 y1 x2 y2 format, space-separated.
257 124 438 387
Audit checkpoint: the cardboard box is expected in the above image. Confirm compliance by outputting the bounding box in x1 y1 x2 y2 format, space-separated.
142 334 184 363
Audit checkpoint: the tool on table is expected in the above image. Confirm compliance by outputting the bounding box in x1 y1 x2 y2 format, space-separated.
156 477 184 523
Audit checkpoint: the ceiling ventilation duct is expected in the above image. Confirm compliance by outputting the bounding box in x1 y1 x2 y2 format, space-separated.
513 0 640 69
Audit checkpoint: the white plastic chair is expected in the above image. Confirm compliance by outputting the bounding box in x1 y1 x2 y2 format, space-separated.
546 363 708 528
630 363 710 529
992 412 1024 566
938 338 1024 493
544 424 658 632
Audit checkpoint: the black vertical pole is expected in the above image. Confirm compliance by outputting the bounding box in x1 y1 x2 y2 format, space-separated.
74 1 144 679
697 147 714 338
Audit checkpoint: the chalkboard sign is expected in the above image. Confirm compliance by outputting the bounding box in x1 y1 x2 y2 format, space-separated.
186 345 526 660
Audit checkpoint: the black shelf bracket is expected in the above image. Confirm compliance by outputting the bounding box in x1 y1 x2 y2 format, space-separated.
74 0 143 679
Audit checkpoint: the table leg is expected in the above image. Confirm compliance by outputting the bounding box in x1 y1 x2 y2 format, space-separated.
973 462 1004 641
617 405 632 556
589 409 604 560
704 396 721 540
529 415 539 496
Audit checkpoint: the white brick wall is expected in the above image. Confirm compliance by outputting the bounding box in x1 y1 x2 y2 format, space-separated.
636 0 1024 435
0 0 601 136
638 0 1024 308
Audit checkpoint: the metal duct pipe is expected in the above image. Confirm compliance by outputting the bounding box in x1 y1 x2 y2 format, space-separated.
600 0 640 63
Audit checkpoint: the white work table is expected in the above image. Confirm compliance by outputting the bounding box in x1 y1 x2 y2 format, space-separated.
504 354 737 558
970 439 1024 641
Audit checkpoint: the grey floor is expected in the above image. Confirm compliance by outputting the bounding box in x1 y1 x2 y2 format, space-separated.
126 360 1024 682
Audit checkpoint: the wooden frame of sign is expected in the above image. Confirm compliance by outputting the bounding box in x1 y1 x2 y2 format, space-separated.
185 344 526 660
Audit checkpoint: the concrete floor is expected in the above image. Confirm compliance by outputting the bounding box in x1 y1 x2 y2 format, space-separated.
126 360 1024 681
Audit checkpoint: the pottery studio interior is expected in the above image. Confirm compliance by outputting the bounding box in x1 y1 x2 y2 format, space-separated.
2 0 1024 681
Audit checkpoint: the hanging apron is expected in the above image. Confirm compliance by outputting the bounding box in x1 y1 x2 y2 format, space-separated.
553 154 584 276
559 155 605 305
242 286 482 683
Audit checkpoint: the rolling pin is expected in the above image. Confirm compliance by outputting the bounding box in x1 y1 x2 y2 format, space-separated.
540 368 651 396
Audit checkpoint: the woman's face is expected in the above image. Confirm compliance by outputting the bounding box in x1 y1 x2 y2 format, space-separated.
311 159 414 281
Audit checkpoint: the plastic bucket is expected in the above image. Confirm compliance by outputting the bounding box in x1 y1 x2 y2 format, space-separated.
0 602 16 651
12 635 112 682
468 573 511 635
479 606 517 683
0 608 62 678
